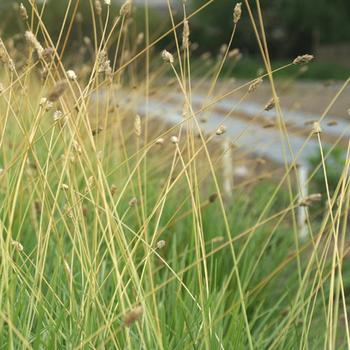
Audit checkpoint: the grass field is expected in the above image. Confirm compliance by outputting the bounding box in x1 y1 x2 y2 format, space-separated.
0 1 349 349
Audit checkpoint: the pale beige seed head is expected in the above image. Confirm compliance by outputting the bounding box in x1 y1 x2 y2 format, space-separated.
94 0 102 16
156 240 166 249
233 3 242 24
66 70 77 81
104 0 111 5
53 110 63 122
25 31 44 59
312 121 322 134
228 48 242 60
134 114 141 137
170 136 179 144
120 0 132 16
216 125 226 136
19 3 28 21
182 19 190 49
123 306 143 327
155 138 164 145
136 32 144 45
293 54 314 65
11 240 23 252
161 50 174 64
299 193 322 207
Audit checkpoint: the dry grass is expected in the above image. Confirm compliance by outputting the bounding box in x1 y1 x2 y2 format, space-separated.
0 1 349 349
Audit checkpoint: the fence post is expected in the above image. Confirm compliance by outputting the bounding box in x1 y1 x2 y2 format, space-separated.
222 138 233 199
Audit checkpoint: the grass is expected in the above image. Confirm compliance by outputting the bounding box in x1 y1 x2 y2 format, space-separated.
0 0 349 349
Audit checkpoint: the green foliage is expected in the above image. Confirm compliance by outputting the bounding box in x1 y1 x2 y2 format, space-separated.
190 0 350 57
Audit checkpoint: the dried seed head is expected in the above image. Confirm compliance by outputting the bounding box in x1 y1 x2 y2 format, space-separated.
66 70 77 81
299 193 322 207
233 3 242 24
228 48 242 60
293 54 314 65
155 138 164 145
40 97 53 112
25 31 44 59
264 98 276 111
129 197 138 207
47 80 68 102
104 0 111 5
62 184 69 190
182 19 190 49
97 50 112 76
170 136 179 144
11 240 23 252
156 240 166 249
134 114 141 137
110 184 117 195
120 0 132 16
136 32 144 45
53 110 63 122
216 125 226 136
42 48 54 64
123 306 143 326
92 126 103 136
312 121 322 134
19 3 28 21
94 0 102 16
248 78 263 93
161 50 174 64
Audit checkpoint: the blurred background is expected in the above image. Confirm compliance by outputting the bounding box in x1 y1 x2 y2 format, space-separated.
0 0 349 79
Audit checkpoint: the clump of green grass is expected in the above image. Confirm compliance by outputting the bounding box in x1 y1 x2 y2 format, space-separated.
0 1 349 349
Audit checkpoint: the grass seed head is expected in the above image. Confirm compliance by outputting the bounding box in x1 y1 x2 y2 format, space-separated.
293 54 314 65
134 114 141 137
120 0 132 16
94 0 102 16
129 197 138 207
312 121 322 134
11 240 23 252
123 306 143 326
155 138 164 145
156 240 166 249
299 193 322 207
66 70 77 81
170 136 179 144
264 98 277 111
182 19 190 49
233 3 242 24
25 31 44 59
19 3 28 21
161 50 174 64
216 125 226 136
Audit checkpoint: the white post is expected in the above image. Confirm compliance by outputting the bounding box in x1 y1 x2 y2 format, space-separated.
298 164 309 239
222 138 233 199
